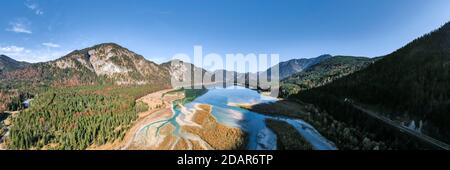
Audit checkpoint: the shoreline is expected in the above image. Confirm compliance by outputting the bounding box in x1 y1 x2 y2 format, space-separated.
102 87 248 150
234 100 338 150
231 100 309 119
181 104 248 150
88 88 183 150
265 119 313 150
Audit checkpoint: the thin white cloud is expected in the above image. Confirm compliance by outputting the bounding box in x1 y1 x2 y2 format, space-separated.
6 19 32 34
35 9 44 15
0 45 68 63
25 0 44 15
0 45 32 62
0 46 27 53
25 3 36 10
42 42 61 48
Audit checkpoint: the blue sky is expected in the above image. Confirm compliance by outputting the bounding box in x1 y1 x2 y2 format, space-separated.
1 0 450 64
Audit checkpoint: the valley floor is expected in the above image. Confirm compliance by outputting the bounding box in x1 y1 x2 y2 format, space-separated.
88 89 182 150
91 88 247 150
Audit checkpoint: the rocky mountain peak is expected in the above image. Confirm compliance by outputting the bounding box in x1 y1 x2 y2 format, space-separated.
49 43 169 85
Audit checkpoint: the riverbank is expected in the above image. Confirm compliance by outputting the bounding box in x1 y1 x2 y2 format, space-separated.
265 119 313 150
111 87 248 150
182 104 247 150
124 103 248 150
240 99 395 150
88 88 184 150
171 86 336 150
230 99 309 119
237 100 336 150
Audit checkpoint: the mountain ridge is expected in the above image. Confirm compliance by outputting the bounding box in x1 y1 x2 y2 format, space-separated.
1 43 375 92
1 43 171 87
296 21 450 143
0 55 30 73
280 55 377 97
266 54 333 79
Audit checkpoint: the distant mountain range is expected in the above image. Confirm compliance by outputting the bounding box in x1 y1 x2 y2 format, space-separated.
0 43 351 89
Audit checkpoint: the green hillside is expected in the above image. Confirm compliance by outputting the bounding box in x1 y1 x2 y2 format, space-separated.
296 22 450 143
280 56 377 97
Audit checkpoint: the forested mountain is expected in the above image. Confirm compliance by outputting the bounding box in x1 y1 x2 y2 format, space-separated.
0 55 29 73
0 43 173 90
0 43 173 115
296 22 450 143
265 54 332 79
0 44 178 150
7 85 163 150
280 56 377 97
